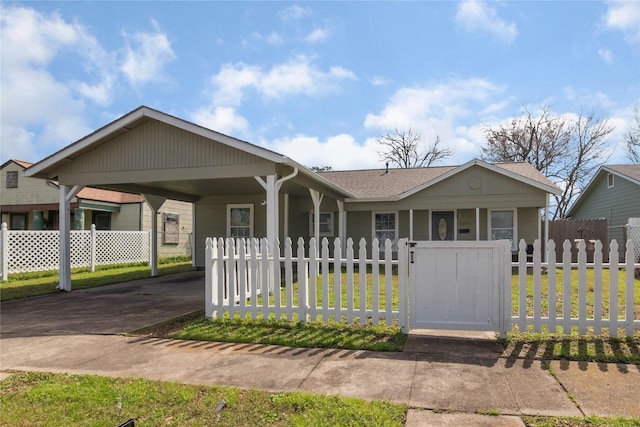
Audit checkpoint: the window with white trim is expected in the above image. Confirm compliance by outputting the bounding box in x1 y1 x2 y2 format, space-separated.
607 173 614 188
490 210 516 250
372 211 398 247
227 204 253 238
309 211 334 237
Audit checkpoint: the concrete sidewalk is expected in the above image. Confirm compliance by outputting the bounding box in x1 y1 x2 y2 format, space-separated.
2 331 639 426
1 273 639 426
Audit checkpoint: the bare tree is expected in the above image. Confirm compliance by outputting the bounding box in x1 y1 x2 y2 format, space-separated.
481 104 613 219
624 106 640 164
378 128 454 168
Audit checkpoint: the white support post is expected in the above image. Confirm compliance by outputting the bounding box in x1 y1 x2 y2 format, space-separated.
476 207 480 241
1 223 8 281
90 224 96 272
143 194 167 277
309 189 323 244
337 200 345 253
58 184 83 291
191 203 197 267
409 209 414 241
544 194 550 263
283 193 289 240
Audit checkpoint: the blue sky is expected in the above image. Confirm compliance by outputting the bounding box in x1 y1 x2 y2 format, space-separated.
1 1 639 170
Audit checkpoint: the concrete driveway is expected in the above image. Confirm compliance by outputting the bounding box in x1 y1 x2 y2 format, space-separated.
0 270 204 337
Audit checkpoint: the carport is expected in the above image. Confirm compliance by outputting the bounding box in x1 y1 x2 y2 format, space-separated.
26 106 352 291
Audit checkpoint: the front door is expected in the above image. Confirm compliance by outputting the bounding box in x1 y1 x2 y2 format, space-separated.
432 211 454 241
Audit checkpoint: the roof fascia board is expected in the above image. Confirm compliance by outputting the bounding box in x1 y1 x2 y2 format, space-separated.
282 158 355 199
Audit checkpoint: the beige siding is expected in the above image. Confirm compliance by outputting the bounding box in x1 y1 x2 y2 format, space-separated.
1 163 58 206
58 120 271 176
141 199 194 258
517 208 541 244
111 204 143 231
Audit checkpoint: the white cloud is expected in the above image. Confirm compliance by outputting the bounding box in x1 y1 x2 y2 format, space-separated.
208 56 356 107
598 48 614 63
455 0 518 44
0 6 99 162
267 134 381 170
266 31 284 45
278 5 312 21
120 20 176 86
364 78 506 162
368 75 391 87
191 107 249 136
304 28 330 44
603 0 640 44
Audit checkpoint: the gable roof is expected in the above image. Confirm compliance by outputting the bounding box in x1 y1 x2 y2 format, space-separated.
1 159 33 170
25 106 289 179
567 164 640 216
319 159 561 201
24 106 353 200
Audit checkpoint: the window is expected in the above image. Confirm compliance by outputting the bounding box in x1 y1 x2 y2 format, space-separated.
309 212 334 237
372 212 398 247
92 211 111 230
490 210 516 250
227 204 253 238
5 171 18 188
608 173 614 188
163 213 179 244
9 213 27 230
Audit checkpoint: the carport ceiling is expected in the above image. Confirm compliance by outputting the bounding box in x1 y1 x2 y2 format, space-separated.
93 175 320 201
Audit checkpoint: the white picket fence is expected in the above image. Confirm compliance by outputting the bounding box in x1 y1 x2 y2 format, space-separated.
513 238 639 337
205 237 409 332
205 236 639 337
0 223 151 280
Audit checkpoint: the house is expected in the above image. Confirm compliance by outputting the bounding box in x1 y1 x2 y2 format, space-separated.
23 106 561 290
567 164 640 245
1 159 193 258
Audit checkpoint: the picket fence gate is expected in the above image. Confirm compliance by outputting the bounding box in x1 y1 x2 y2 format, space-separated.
0 223 151 280
205 236 409 332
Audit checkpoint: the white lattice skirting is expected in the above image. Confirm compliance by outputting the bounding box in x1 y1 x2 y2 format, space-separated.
1 225 150 276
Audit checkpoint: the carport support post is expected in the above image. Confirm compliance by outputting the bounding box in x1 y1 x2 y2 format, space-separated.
58 184 83 291
143 195 167 277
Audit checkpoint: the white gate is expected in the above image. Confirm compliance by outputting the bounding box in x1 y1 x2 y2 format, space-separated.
408 240 512 337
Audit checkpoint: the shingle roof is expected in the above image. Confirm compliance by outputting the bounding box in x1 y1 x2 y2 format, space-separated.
319 166 456 198
76 187 144 204
318 160 559 199
604 164 640 185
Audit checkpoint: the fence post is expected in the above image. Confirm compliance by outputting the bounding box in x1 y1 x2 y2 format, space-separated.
90 224 96 272
1 223 7 281
625 240 635 337
296 237 308 324
397 238 408 333
205 238 214 318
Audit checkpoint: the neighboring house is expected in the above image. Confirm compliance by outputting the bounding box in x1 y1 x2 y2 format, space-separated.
24 106 561 288
567 164 640 245
1 159 193 258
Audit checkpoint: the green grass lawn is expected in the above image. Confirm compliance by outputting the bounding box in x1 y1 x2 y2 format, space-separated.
0 372 406 427
0 258 195 301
